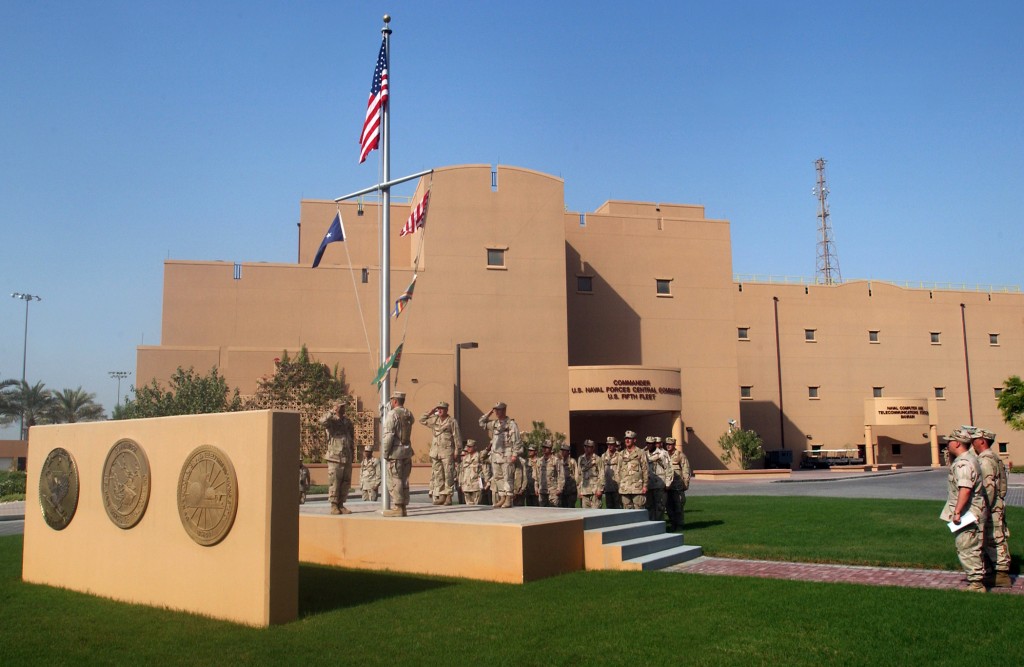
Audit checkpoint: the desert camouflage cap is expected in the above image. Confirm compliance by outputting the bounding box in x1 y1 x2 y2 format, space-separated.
527 444 537 451
665 437 676 445
947 428 973 444
645 436 656 444
494 402 507 410
624 430 637 439
654 436 663 443
542 440 553 449
437 401 449 409
981 429 997 441
606 436 618 445
391 390 405 400
465 439 477 448
560 443 571 451
583 439 595 447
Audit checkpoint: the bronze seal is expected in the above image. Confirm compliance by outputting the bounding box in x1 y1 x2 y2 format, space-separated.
177 445 238 546
101 438 151 529
39 447 79 530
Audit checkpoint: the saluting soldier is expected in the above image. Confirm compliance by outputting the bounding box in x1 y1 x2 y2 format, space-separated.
576 439 605 509
459 440 486 506
321 400 356 515
359 445 381 501
665 437 691 530
382 391 415 518
972 427 1012 588
478 402 523 508
601 436 621 510
645 436 671 521
617 431 648 510
421 400 462 506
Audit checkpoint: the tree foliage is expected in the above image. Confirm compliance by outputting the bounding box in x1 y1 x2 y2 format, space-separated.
46 387 106 423
522 420 567 449
114 367 242 420
718 427 765 469
244 346 351 461
997 375 1024 431
0 381 56 432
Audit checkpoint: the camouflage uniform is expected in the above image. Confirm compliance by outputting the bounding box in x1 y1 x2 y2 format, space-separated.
478 404 523 507
359 448 381 501
382 395 415 516
510 456 529 506
974 431 1011 583
601 438 621 510
479 447 494 506
421 404 462 505
576 441 605 509
617 434 648 510
321 405 355 514
666 439 691 530
940 433 987 587
524 446 539 506
646 438 671 521
535 445 563 507
560 445 579 508
459 442 486 506
299 460 310 505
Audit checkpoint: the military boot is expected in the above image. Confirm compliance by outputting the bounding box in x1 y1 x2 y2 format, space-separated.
994 571 1012 588
382 506 403 517
330 503 342 515
965 582 986 593
339 505 352 515
432 494 444 506
400 505 408 517
442 494 452 506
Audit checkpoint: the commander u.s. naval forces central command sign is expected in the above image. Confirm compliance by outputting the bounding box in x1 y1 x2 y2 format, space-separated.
568 366 682 412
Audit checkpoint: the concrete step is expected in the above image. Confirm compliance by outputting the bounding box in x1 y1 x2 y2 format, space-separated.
625 544 703 571
617 532 684 560
581 509 651 531
590 520 666 544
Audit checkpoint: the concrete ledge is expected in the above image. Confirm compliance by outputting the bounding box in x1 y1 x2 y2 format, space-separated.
693 469 792 481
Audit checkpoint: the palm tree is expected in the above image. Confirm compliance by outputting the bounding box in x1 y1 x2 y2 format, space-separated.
47 387 106 424
0 378 18 423
1 381 55 437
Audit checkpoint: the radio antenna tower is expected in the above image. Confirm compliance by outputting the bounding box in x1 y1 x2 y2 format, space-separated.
813 157 842 285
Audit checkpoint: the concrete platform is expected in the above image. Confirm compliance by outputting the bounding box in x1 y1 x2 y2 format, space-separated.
299 501 701 583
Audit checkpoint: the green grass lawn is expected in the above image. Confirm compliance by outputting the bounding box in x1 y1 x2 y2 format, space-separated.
682 496 1023 571
2 534 1023 666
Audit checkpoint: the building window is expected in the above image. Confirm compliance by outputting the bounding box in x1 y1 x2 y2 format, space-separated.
891 444 902 457
486 247 506 269
994 387 1003 399
990 333 1000 346
738 327 750 341
872 387 883 398
740 385 752 400
361 268 369 283
868 330 879 343
935 387 945 400
655 279 672 296
805 329 816 342
930 331 941 344
576 276 593 293
999 442 1008 454
808 386 819 399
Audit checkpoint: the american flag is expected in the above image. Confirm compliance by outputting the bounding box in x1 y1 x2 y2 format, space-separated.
359 38 389 164
391 275 417 318
400 190 430 237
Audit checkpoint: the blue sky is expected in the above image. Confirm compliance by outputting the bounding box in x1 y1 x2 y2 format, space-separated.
2 1 1022 430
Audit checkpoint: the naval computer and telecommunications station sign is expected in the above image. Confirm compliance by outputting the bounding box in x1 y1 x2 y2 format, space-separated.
568 366 682 412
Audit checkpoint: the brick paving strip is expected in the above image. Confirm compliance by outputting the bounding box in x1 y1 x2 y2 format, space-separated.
667 556 1023 594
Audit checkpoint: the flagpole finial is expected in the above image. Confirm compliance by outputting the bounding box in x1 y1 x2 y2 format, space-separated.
383 14 390 23
382 14 392 34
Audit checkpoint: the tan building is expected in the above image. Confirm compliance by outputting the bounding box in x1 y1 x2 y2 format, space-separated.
137 164 1023 469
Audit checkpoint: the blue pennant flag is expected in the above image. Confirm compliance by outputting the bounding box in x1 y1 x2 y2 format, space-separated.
312 213 346 268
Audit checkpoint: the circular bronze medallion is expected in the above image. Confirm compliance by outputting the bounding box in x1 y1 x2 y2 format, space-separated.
39 448 79 530
101 439 151 529
177 445 238 547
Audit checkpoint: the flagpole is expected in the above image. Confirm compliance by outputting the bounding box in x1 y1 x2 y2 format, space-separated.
378 14 393 512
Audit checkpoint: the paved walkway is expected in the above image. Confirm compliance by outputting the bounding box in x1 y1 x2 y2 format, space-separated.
667 556 1023 594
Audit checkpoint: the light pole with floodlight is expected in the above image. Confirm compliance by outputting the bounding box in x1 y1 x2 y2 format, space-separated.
11 292 42 440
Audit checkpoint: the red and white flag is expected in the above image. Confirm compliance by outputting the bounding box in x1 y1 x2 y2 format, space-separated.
400 190 430 237
359 38 389 164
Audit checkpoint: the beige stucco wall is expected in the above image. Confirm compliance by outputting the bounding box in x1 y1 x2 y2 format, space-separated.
735 281 1022 465
22 411 299 626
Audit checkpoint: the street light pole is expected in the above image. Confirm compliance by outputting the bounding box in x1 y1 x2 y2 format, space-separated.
454 342 479 428
109 371 132 407
11 292 42 441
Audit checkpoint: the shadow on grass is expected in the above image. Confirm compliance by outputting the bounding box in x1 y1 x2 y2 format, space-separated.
298 564 456 618
680 520 724 530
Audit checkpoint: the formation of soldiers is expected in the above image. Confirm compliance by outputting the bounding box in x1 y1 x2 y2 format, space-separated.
942 425 1011 592
321 396 692 527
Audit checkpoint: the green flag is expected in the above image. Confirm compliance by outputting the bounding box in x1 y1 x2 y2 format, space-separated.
371 343 404 386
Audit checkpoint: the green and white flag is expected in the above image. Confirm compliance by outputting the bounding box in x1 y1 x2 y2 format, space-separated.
371 343 403 386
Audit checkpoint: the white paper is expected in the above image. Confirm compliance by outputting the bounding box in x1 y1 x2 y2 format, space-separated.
947 510 978 532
